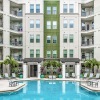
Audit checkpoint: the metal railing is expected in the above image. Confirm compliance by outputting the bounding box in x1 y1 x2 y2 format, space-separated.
81 10 94 16
10 41 23 46
0 6 3 11
81 40 94 46
81 56 94 60
10 10 22 17
81 25 94 31
11 55 22 61
10 25 23 32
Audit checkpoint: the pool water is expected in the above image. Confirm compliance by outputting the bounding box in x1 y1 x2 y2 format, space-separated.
0 81 100 100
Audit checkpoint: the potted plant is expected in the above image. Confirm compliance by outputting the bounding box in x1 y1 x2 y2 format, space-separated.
40 66 45 78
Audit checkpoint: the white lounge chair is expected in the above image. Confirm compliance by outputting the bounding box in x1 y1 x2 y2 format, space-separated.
88 73 94 79
72 73 75 78
12 73 16 78
65 73 69 78
95 73 100 79
53 75 56 79
4 73 10 79
83 73 88 78
49 75 52 79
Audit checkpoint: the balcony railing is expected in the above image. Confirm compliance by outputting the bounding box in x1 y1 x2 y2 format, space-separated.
81 40 94 46
10 41 22 46
10 10 22 17
0 22 3 27
81 10 94 16
10 25 23 32
81 56 94 60
81 25 94 31
0 55 3 60
12 55 22 61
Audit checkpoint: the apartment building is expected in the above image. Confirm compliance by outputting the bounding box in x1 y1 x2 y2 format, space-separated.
0 0 99 79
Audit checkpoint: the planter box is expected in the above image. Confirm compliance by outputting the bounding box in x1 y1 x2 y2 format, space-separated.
59 75 62 78
40 75 44 78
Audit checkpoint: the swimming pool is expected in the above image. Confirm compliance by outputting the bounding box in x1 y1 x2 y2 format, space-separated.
0 81 100 100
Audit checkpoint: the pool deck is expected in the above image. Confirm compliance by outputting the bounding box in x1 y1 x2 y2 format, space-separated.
0 78 100 92
0 80 25 93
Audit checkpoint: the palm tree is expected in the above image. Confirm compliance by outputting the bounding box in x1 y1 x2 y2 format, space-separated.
3 55 19 75
84 59 100 73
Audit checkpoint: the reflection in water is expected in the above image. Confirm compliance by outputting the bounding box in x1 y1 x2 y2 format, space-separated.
0 81 100 100
62 81 66 94
37 81 41 94
23 81 28 93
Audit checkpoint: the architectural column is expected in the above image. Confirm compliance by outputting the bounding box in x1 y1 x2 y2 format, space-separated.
75 63 81 79
62 63 65 79
23 63 28 79
38 63 41 79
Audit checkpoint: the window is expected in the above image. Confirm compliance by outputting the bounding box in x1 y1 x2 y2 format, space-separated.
63 49 67 58
53 21 57 29
47 51 51 58
36 20 40 28
63 4 68 13
36 34 40 43
69 20 74 28
36 4 40 13
36 49 40 58
30 4 34 13
47 36 51 43
69 34 74 43
63 19 67 28
47 21 51 29
52 7 57 14
52 50 57 58
52 36 57 43
63 34 68 43
47 7 51 14
30 34 34 43
69 4 74 13
30 49 34 58
69 49 74 58
30 20 34 28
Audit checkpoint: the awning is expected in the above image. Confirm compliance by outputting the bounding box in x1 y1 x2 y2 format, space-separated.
23 58 44 63
60 58 80 63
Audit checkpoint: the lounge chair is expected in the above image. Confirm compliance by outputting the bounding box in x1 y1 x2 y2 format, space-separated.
49 75 52 79
12 73 16 78
95 73 100 79
88 73 94 79
83 73 88 78
53 75 56 79
72 73 75 78
4 73 10 79
0 74 3 79
65 73 69 78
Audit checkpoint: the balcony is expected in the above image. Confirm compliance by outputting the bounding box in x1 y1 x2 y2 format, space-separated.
0 48 3 60
0 6 3 11
10 41 22 46
10 25 22 32
81 55 94 61
12 55 22 61
81 40 94 46
81 23 94 32
82 11 94 16
10 9 22 17
10 49 22 61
